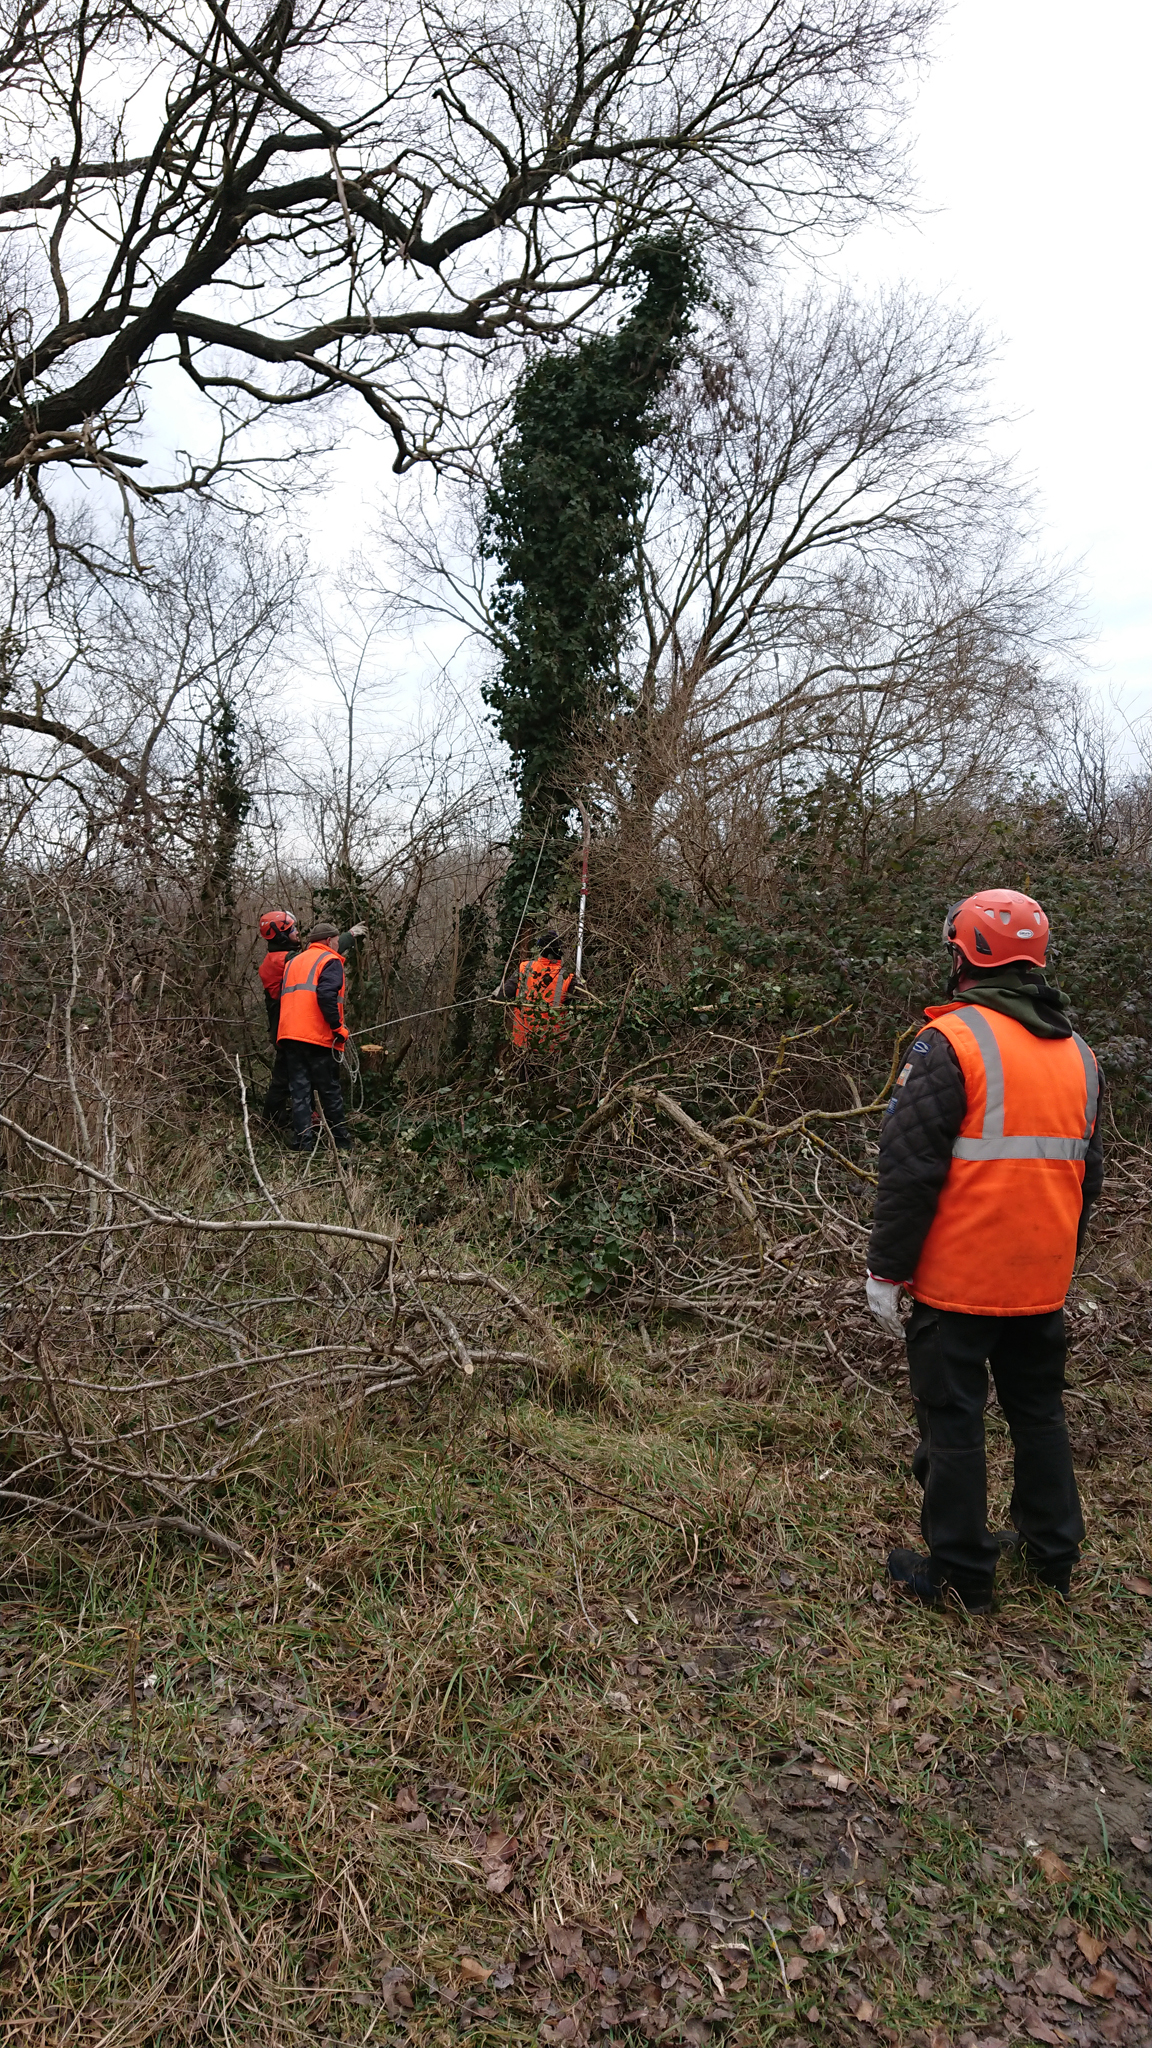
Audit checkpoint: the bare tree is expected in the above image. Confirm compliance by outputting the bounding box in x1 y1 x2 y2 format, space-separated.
0 500 296 879
402 285 1068 899
576 289 1067 879
0 0 933 533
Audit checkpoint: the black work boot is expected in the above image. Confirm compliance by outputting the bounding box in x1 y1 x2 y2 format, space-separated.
887 1548 993 1615
994 1529 1070 1598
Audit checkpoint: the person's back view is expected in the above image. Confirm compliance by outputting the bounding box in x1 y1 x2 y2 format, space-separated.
277 921 357 1150
257 909 300 1124
494 927 577 1050
866 889 1103 1611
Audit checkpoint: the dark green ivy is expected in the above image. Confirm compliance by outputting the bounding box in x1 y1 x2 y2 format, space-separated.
481 235 702 948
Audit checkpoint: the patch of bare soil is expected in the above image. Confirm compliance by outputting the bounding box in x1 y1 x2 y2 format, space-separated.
650 1748 1152 2048
947 1734 1152 1888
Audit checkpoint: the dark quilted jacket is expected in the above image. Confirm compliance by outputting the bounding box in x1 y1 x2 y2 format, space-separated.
867 1016 1105 1284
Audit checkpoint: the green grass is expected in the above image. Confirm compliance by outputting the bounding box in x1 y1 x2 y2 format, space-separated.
2 1312 1152 2045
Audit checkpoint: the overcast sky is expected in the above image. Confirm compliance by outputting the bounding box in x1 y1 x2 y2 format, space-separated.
296 0 1151 739
845 0 1150 724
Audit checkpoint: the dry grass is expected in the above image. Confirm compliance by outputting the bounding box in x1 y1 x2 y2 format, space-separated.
1 1144 1150 2047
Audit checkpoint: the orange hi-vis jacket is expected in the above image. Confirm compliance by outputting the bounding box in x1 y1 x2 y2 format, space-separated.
912 1003 1100 1317
277 941 344 1048
511 955 573 1050
259 949 289 1000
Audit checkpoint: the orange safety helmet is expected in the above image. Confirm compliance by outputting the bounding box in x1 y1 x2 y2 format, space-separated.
943 888 1049 970
259 908 298 943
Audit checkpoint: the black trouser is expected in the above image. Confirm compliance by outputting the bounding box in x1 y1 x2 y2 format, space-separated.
905 1301 1084 1597
281 1039 349 1145
262 1041 293 1121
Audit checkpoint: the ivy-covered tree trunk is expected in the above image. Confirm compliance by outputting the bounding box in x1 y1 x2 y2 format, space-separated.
196 693 252 1010
482 236 701 955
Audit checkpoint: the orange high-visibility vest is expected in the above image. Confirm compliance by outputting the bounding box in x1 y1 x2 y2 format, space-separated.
511 956 573 1050
259 948 291 1000
912 1003 1099 1317
277 942 344 1047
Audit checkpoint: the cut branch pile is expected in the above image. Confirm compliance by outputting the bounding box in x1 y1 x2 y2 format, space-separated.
549 1015 923 1339
0 1109 553 1559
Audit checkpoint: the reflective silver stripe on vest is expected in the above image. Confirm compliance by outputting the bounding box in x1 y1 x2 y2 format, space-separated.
956 1005 1005 1137
949 1008 1093 1163
1072 1031 1099 1139
550 966 566 1011
953 1132 1090 1160
283 953 326 995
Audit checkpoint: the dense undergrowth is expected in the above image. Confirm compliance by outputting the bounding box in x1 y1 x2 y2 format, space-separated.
1 1112 1150 2047
2 779 1152 2044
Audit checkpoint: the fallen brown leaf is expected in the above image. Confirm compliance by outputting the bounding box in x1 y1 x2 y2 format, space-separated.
460 1957 492 1985
1087 1967 1118 2000
824 1890 847 1927
547 1924 585 1963
379 1967 413 2017
542 2020 579 2044
810 1764 852 1792
848 1992 875 2021
703 1836 729 1853
1033 1846 1073 1884
1123 1575 1152 1597
630 1908 654 1949
800 1926 827 1953
785 1955 806 1982
1077 1929 1107 1967
1033 1963 1088 2005
394 1785 421 1814
1022 2018 1066 2046
481 1830 519 1894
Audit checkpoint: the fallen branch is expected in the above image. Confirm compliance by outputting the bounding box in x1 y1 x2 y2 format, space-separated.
553 1022 918 1209
0 1111 398 1250
0 1487 255 1562
504 1437 692 1536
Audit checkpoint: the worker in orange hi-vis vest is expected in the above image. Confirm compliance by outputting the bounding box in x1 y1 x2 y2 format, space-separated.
865 889 1103 1614
276 920 365 1151
492 927 584 1049
256 910 365 1126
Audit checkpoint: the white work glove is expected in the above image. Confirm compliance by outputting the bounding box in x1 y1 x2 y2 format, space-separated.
347 922 368 939
866 1272 906 1341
